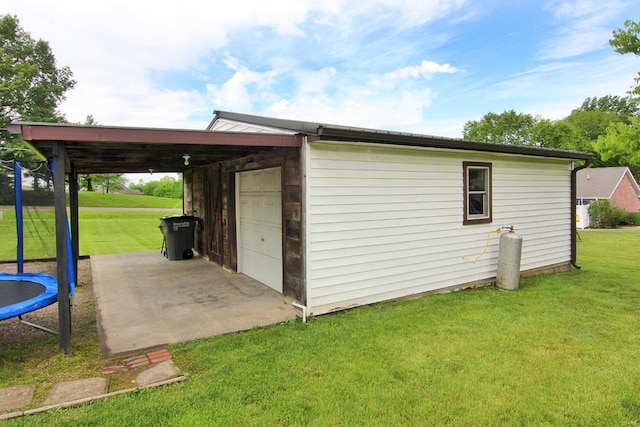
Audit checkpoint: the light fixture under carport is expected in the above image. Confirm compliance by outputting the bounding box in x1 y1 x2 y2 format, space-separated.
182 154 190 166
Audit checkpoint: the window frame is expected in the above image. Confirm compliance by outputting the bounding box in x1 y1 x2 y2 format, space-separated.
463 161 492 225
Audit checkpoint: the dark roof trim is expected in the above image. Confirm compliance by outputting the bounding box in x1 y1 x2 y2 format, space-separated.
317 125 592 161
211 110 591 161
9 122 302 148
211 110 320 134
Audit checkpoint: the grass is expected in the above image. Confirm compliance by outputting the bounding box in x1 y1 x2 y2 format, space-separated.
14 190 182 209
76 192 182 209
1 229 639 425
0 192 181 261
0 210 170 260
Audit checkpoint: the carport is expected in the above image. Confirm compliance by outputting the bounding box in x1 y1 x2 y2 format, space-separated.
8 122 304 353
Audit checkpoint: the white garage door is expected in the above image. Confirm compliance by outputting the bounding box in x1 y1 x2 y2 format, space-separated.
237 168 283 292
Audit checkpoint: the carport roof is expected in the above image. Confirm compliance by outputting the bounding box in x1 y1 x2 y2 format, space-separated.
7 122 304 174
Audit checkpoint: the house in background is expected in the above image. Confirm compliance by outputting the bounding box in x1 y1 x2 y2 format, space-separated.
576 167 640 212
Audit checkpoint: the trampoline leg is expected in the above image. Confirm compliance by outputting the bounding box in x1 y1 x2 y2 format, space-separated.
18 315 58 335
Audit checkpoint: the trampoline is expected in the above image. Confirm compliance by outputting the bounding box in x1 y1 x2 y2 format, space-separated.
0 273 58 319
0 160 74 334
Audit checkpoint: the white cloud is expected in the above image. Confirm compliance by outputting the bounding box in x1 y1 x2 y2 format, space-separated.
205 64 278 112
263 79 433 131
318 0 470 28
385 60 462 80
538 0 625 60
3 0 320 126
2 0 637 140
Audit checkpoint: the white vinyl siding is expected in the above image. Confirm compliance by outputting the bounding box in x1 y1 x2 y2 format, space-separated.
306 141 572 314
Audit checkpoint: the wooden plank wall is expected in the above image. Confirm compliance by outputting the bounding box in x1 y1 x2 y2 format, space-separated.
184 148 304 303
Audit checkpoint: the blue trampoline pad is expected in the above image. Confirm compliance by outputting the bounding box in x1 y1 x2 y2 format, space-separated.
0 273 59 321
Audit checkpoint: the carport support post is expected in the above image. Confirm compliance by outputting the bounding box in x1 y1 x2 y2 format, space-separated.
52 141 71 352
69 165 79 287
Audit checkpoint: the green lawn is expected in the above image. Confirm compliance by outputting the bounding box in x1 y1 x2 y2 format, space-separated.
76 192 182 209
0 210 170 261
3 229 640 425
0 192 181 261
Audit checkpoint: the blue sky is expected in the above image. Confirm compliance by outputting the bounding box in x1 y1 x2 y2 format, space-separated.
3 0 639 140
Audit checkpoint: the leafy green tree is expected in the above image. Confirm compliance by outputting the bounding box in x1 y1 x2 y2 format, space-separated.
130 176 182 198
610 19 640 97
0 14 75 195
562 109 620 144
463 110 539 145
93 174 127 193
0 15 75 158
152 176 183 198
579 95 638 122
77 115 99 191
531 119 587 151
561 96 638 168
593 116 640 168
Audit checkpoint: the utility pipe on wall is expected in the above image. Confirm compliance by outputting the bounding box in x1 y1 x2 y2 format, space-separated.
291 302 307 323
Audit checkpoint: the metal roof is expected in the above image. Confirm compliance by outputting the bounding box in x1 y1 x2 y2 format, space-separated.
212 110 592 161
7 111 591 174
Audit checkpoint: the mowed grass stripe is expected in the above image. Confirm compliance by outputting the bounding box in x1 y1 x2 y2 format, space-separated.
0 210 167 260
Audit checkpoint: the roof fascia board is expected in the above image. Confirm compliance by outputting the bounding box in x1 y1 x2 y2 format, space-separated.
317 125 591 161
10 122 301 148
609 169 627 199
213 110 320 134
624 168 640 196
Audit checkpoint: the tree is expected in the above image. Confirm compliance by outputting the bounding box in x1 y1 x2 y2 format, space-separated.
593 116 640 167
610 19 640 97
463 110 539 145
561 95 638 168
0 14 75 189
93 174 127 194
130 176 183 198
579 95 638 122
77 115 100 191
531 119 588 151
562 109 620 144
0 14 75 143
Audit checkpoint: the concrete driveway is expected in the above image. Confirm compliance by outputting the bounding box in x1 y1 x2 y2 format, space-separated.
91 251 297 358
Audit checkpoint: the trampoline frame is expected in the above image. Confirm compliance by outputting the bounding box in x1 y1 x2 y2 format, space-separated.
0 273 59 334
0 161 74 335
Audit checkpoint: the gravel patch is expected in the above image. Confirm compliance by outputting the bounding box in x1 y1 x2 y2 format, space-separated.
0 259 95 346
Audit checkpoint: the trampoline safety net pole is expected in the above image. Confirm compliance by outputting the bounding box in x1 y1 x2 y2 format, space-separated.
14 161 24 274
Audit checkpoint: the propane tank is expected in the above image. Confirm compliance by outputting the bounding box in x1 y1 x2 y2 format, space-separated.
496 227 523 290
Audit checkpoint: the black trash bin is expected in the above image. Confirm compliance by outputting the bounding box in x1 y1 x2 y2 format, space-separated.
159 215 197 260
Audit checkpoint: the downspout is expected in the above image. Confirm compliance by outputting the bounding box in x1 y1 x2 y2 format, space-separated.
571 157 591 269
300 134 309 310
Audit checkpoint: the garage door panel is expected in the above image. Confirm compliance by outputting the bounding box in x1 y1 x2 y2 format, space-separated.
238 168 283 293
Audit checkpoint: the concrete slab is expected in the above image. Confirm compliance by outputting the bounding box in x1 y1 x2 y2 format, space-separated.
92 251 298 357
0 384 35 412
135 360 179 387
44 377 108 405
